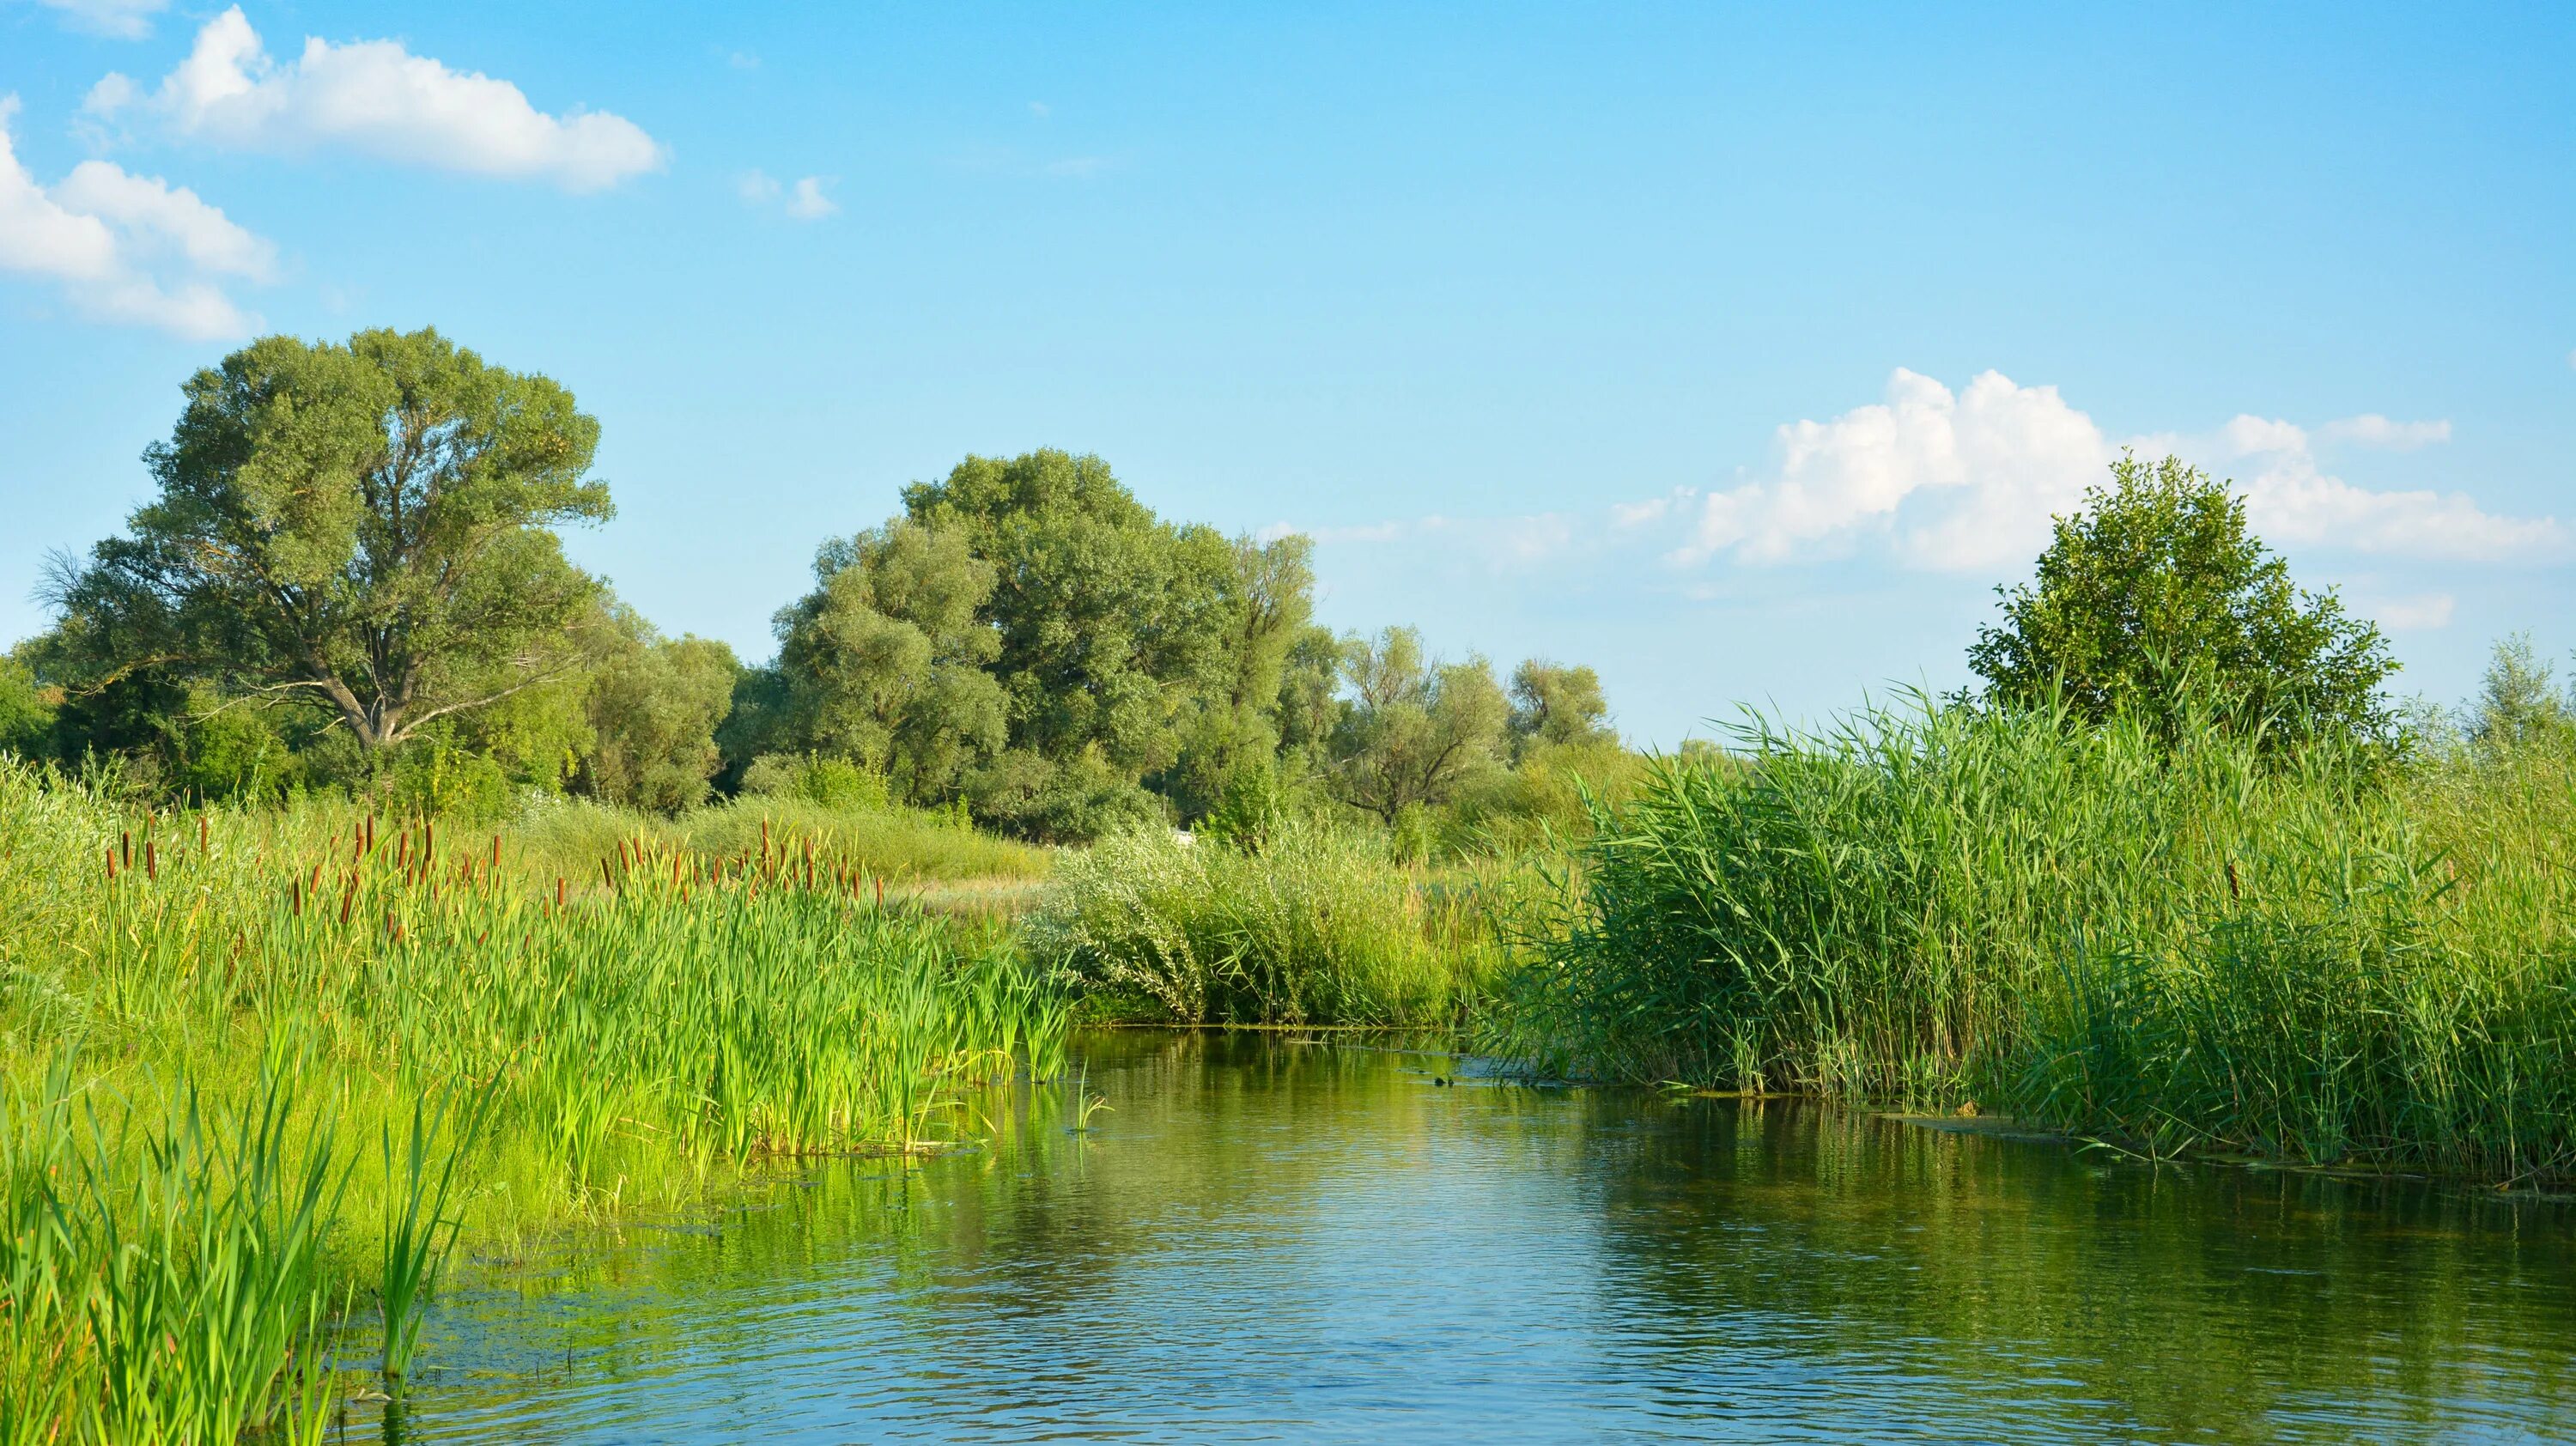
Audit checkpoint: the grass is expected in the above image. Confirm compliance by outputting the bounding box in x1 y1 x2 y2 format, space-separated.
0 758 1067 1441
1488 691 2576 1185
1026 818 1549 1027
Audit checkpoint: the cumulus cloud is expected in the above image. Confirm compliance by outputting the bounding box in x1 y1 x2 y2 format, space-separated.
1286 370 2561 586
1651 371 2557 570
31 0 165 39
1667 368 2108 571
0 96 262 338
87 7 662 191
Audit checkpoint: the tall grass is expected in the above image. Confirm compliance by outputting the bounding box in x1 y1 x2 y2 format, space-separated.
1027 820 1539 1026
1493 693 2576 1184
0 758 1067 1439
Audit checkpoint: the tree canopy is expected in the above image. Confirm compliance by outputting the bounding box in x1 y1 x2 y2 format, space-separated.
1967 453 2397 748
43 327 612 755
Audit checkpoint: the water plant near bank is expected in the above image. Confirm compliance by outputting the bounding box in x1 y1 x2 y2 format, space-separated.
1493 692 2576 1184
0 759 1066 1442
1027 819 1540 1026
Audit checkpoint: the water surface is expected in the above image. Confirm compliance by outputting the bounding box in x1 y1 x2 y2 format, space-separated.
362 1030 2576 1443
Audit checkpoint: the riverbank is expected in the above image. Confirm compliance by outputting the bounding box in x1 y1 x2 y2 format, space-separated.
1485 696 2576 1187
0 762 1065 1443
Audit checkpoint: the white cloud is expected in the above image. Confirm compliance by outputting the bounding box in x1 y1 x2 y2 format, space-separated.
784 175 836 220
0 96 261 338
32 0 166 39
55 160 275 280
2319 414 2451 449
1280 371 2561 587
2234 448 2563 562
1670 368 2108 571
89 7 662 191
736 168 780 204
1654 370 2556 571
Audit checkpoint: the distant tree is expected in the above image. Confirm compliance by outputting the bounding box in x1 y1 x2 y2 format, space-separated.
1162 533 1319 817
582 614 738 813
902 449 1236 779
43 327 612 756
1967 453 2397 748
1273 624 1350 769
0 652 57 762
771 519 1008 803
2466 633 2573 752
1330 626 1510 823
1507 659 1613 758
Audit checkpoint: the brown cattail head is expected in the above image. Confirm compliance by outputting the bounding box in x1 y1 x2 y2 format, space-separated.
144 841 157 881
491 834 501 867
121 831 131 870
106 845 118 881
199 816 210 851
556 877 567 909
292 879 303 915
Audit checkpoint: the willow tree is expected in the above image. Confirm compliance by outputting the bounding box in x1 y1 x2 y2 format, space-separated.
45 327 612 753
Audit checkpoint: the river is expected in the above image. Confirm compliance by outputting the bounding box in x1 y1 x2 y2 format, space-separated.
354 1030 2576 1443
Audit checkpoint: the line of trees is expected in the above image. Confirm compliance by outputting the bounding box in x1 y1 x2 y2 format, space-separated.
0 328 1620 840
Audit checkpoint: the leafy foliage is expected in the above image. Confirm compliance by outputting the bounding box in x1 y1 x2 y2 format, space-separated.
1968 453 2397 749
43 327 613 755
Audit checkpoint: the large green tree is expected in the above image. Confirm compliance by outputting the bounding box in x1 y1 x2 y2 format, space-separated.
44 327 612 755
1967 453 2396 747
902 450 1236 778
769 519 1008 802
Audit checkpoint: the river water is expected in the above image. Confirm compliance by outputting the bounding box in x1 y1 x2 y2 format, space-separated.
358 1030 2576 1443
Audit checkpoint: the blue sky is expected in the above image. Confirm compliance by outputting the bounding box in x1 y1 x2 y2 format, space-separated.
2 1 2568 744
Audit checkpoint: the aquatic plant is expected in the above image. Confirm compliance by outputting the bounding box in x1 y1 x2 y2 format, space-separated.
1026 817 1534 1026
1494 690 2576 1183
0 758 1067 1439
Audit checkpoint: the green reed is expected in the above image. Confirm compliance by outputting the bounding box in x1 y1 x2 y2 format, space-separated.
1492 692 2576 1184
0 759 1066 1440
1026 818 1534 1027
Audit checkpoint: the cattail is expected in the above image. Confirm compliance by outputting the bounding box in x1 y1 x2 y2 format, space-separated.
2225 860 2241 900
121 831 131 871
396 832 408 869
424 819 434 862
874 877 884 908
339 883 355 927
105 846 118 881
556 877 567 909
490 834 502 867
198 816 210 852
761 818 771 856
291 879 303 915
601 858 616 893
144 841 157 881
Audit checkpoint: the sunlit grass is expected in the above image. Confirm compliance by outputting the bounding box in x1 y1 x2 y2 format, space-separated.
1492 692 2576 1185
0 760 1066 1442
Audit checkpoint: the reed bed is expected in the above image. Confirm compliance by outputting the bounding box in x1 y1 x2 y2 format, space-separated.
1026 819 1545 1026
1491 694 2576 1185
0 759 1066 1443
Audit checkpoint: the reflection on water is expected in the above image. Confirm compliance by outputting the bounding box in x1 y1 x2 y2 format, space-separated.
356 1031 2576 1443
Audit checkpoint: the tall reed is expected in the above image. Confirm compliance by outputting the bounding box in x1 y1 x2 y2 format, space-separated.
1493 693 2576 1183
0 758 1067 1439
